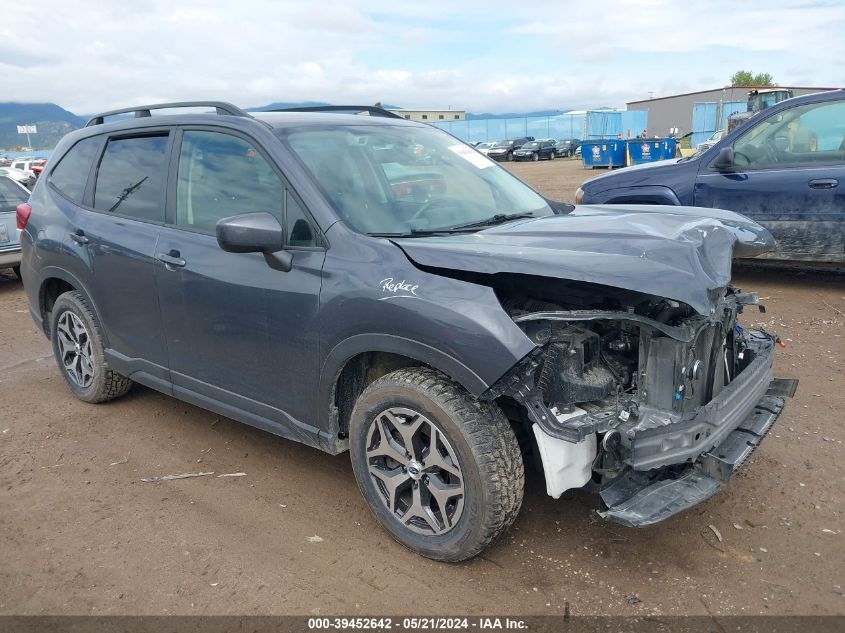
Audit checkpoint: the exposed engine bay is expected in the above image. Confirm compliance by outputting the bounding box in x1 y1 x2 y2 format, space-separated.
483 275 794 524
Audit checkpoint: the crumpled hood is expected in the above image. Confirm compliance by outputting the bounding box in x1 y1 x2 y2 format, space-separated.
394 205 775 316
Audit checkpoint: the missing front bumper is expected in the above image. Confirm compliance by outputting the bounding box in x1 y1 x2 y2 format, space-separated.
599 380 794 528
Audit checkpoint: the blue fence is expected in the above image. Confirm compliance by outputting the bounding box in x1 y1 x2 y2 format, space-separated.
2 149 52 159
691 101 748 147
433 110 648 144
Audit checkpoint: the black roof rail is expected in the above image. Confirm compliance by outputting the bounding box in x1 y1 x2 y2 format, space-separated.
269 105 404 119
85 101 252 127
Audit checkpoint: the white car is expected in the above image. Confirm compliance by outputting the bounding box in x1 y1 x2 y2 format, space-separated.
0 167 34 185
696 129 725 153
8 159 46 175
475 141 496 155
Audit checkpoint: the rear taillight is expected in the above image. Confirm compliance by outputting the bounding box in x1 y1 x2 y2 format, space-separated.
16 203 32 230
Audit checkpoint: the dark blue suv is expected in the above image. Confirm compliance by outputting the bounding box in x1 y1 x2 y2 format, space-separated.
19 102 795 561
577 89 845 262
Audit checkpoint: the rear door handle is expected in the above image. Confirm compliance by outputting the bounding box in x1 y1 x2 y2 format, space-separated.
808 179 838 189
69 230 89 245
157 250 186 268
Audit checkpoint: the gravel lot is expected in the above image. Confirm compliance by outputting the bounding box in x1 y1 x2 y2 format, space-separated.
1 159 843 616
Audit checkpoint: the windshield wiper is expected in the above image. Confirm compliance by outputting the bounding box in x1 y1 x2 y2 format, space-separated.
367 227 479 238
367 212 536 239
446 212 535 231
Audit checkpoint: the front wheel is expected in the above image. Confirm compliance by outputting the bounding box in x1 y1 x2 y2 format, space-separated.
349 367 524 562
548 151 555 161
12 265 21 280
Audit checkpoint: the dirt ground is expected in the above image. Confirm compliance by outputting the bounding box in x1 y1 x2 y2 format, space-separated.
1 159 843 616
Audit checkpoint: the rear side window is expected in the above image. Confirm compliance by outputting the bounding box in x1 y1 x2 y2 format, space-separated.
49 136 100 204
94 135 169 222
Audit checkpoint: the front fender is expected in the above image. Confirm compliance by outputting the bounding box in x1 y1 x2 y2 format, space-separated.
319 333 489 407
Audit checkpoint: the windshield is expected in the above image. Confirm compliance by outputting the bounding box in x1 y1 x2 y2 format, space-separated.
522 142 540 149
279 125 552 234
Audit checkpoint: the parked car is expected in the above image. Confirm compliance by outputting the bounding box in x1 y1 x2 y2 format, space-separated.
0 175 29 277
577 89 845 262
31 159 48 176
0 167 37 189
696 129 724 153
475 141 496 156
513 140 557 161
21 101 795 562
487 138 534 162
486 140 518 161
9 159 38 175
554 138 581 158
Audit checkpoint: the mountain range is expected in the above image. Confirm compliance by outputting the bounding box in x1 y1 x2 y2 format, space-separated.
0 103 85 150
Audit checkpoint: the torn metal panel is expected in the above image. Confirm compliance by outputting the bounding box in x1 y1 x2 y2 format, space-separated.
599 391 787 527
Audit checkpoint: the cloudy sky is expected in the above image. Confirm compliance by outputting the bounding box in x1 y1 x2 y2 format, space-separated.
2 0 843 115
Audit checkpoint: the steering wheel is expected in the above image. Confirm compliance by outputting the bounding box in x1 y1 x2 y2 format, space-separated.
408 197 462 223
762 138 781 164
732 150 750 167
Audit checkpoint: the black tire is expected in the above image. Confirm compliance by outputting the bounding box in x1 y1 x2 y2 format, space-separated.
548 151 555 161
12 265 21 280
506 151 513 161
349 367 524 562
50 291 132 403
532 153 539 162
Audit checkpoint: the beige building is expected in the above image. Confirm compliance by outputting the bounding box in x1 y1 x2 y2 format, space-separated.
388 109 466 122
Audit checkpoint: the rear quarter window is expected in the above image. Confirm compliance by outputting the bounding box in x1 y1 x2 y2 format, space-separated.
49 136 101 204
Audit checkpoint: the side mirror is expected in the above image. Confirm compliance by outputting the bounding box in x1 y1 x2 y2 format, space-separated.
216 212 292 272
712 146 735 171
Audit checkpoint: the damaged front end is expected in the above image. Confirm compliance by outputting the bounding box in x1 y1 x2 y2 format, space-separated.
486 286 798 527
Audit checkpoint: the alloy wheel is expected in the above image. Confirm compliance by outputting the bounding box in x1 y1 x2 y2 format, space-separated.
56 311 95 388
365 407 465 535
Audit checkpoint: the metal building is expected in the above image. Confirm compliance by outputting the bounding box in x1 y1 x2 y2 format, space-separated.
627 86 837 146
388 109 466 122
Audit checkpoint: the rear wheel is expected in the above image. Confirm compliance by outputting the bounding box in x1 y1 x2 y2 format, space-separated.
349 367 524 562
548 151 555 160
532 153 539 162
50 291 132 403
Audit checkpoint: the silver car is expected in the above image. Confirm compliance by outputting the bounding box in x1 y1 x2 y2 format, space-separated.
0 175 29 277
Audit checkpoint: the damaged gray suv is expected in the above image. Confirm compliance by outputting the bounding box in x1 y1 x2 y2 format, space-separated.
19 102 797 561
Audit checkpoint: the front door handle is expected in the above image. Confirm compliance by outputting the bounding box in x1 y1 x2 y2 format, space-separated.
808 179 838 190
69 230 89 245
157 250 186 268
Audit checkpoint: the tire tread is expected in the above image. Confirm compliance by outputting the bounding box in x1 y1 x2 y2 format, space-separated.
357 367 524 561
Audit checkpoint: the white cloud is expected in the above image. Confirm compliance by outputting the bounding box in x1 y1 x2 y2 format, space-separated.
1 0 842 115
